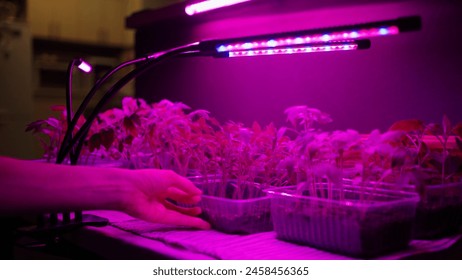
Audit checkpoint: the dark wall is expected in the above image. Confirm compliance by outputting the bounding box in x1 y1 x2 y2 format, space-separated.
132 0 462 133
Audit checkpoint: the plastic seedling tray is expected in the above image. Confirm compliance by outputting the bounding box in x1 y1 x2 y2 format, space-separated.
267 184 419 258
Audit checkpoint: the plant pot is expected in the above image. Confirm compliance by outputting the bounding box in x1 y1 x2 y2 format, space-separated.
267 184 419 258
195 180 273 234
412 181 462 239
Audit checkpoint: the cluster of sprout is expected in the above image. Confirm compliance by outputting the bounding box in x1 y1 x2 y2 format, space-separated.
28 97 462 200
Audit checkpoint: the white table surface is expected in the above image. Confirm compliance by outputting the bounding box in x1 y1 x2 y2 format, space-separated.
63 210 462 260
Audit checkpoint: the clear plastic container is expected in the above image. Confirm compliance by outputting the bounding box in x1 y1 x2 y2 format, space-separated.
195 180 273 234
413 181 462 239
267 184 419 258
200 194 272 234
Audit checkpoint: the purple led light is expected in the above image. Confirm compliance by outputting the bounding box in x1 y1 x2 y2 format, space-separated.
216 26 398 53
228 43 358 58
185 0 251 16
77 60 92 73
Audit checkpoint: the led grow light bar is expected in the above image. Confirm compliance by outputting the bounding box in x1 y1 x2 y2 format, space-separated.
226 40 368 58
208 16 420 54
185 0 252 16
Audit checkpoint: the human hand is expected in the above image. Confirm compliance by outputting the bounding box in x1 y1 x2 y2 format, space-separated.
121 169 211 230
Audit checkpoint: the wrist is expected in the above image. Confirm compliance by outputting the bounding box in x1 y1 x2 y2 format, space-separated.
104 168 137 212
70 165 136 213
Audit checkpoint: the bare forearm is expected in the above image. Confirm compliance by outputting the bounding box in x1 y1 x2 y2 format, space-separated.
0 156 132 215
0 156 210 229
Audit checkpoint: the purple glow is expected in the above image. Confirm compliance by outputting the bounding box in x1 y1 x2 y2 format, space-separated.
216 26 398 53
77 60 92 73
185 0 251 16
228 43 359 58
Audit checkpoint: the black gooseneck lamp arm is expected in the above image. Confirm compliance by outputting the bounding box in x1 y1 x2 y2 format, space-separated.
58 42 204 165
58 56 154 165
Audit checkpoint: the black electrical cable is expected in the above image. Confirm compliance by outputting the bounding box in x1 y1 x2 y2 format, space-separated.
60 44 201 164
57 57 149 164
70 61 153 164
64 59 80 162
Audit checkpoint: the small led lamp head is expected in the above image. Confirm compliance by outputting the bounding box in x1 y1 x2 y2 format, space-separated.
77 59 92 73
